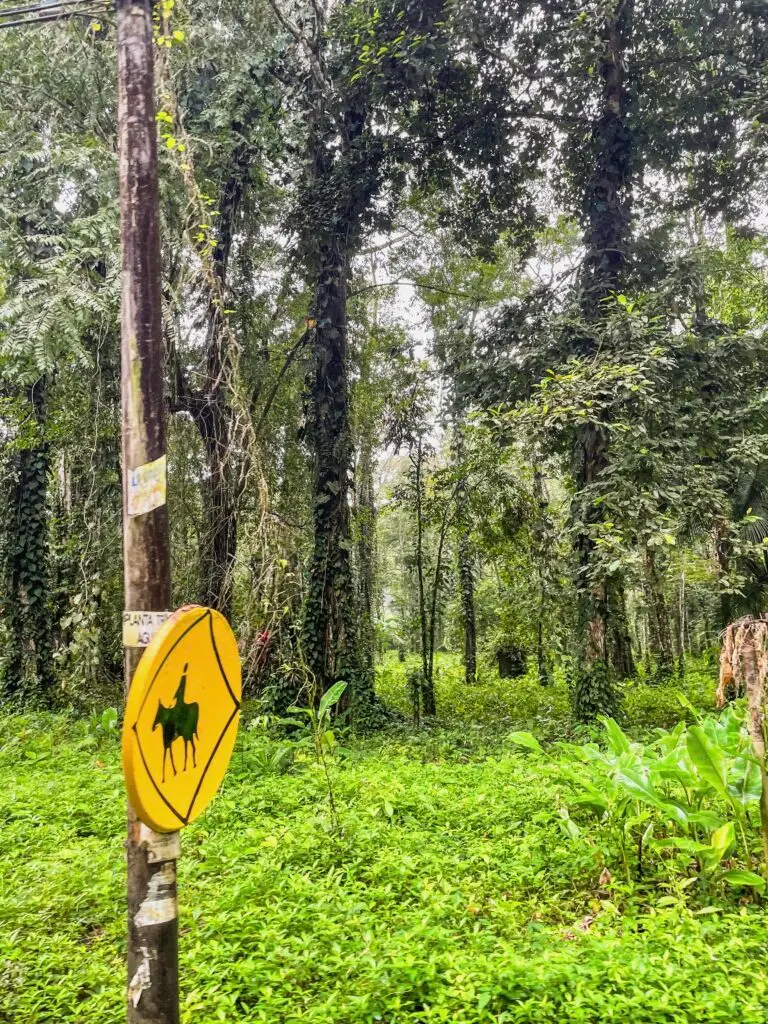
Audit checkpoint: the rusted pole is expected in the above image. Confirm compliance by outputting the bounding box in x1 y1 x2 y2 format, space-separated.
117 1 179 1022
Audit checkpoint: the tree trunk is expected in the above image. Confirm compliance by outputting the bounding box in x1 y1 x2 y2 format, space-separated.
356 438 376 675
411 438 431 712
458 531 477 685
644 546 674 680
0 378 54 703
537 618 550 687
532 464 551 687
573 424 615 720
425 499 454 718
296 49 382 716
189 157 248 619
572 0 634 721
454 426 477 686
196 400 237 618
608 582 636 679
303 233 364 704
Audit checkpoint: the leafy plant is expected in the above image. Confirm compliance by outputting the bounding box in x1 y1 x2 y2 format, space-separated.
85 706 119 740
511 703 765 890
288 680 348 829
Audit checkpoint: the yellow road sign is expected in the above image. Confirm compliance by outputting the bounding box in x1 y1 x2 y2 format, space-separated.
122 605 242 833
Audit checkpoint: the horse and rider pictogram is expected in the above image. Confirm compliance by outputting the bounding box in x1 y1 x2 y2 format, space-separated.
153 663 200 782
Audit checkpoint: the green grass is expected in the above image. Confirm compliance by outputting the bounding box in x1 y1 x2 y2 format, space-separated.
4 657 768 1024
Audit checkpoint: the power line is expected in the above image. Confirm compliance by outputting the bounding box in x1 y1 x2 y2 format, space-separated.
0 0 110 29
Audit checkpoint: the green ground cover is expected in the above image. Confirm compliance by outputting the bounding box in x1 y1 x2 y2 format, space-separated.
3 659 768 1023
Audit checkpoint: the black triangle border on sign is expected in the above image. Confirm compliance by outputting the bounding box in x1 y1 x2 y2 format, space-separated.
131 609 241 827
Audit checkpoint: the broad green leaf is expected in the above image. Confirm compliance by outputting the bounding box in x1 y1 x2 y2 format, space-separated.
687 809 729 830
676 693 700 721
722 870 767 893
709 821 736 862
686 726 728 799
615 769 689 824
728 757 763 806
508 731 543 755
319 681 348 718
599 716 631 755
654 837 708 854
570 793 610 817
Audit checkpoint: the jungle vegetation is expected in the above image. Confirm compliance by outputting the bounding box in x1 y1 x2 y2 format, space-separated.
4 2 768 1021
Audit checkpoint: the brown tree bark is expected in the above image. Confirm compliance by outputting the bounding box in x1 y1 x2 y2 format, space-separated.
608 583 636 680
117 3 178 1021
643 546 674 680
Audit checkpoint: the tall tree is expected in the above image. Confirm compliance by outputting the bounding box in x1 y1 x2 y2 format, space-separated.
570 0 635 720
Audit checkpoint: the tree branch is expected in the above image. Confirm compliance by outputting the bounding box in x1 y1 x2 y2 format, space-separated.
252 327 311 435
265 0 333 99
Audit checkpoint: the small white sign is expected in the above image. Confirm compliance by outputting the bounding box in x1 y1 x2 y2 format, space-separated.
123 611 172 648
127 455 167 517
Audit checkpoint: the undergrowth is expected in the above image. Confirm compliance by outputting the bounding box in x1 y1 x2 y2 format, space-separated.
4 655 766 1024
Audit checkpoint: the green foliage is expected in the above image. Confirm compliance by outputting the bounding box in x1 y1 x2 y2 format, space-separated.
82 706 119 743
5 702 768 1023
574 658 619 724
511 703 765 890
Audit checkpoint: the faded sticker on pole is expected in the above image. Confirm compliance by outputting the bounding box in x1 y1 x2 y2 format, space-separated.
123 611 172 648
127 454 167 517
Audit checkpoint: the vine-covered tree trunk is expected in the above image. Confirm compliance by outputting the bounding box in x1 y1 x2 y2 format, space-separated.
573 0 634 721
574 423 614 718
532 622 546 691
454 427 476 685
1 378 54 704
458 531 477 685
196 385 236 619
294 35 384 718
172 150 248 620
532 464 552 687
303 232 367 704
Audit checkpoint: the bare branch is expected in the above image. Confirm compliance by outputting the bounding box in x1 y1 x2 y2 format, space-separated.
265 0 334 99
